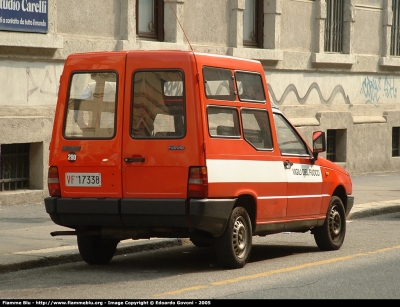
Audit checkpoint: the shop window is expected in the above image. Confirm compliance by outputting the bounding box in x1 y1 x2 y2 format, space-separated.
326 129 336 161
136 0 164 41
325 0 344 52
392 127 400 156
243 0 264 48
327 129 346 162
0 143 30 191
391 0 400 56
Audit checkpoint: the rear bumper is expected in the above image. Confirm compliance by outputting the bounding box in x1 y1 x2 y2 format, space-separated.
44 197 235 237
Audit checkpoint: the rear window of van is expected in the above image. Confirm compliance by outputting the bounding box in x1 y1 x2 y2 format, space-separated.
64 72 117 139
131 70 185 138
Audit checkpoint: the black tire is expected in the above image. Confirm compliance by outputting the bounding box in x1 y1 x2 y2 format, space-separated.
190 234 212 247
214 207 252 269
313 196 346 251
77 235 118 265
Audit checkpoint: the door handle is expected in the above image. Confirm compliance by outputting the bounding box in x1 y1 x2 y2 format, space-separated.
124 157 145 163
283 160 293 169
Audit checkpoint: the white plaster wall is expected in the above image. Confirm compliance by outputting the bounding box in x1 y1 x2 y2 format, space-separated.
57 0 120 38
0 60 63 106
353 4 382 55
0 60 59 206
0 115 53 206
280 0 314 52
183 0 230 46
266 71 400 110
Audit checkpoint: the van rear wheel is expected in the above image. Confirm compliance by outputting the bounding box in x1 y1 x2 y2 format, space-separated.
190 233 212 247
313 196 346 251
214 207 252 269
77 234 118 265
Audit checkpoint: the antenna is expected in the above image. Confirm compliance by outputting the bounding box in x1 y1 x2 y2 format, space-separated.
166 0 193 52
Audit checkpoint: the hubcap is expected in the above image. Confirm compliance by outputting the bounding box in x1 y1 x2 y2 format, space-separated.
328 205 342 239
232 216 248 259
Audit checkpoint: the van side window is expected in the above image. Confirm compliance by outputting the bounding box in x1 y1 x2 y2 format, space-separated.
203 67 236 101
132 70 185 138
65 72 117 139
235 71 265 102
241 109 273 150
207 106 240 138
273 113 310 156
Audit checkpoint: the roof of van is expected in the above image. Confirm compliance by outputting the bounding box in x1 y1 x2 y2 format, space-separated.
69 49 262 65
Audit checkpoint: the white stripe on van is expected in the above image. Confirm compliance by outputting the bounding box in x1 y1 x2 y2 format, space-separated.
286 164 323 183
206 159 322 183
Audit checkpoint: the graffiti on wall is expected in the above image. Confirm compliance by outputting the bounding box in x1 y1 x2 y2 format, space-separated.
360 76 397 104
268 82 351 106
21 67 400 106
26 66 59 103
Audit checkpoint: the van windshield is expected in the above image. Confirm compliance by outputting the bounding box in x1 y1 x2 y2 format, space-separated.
64 72 117 139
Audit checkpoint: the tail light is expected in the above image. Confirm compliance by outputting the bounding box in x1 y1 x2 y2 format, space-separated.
188 166 208 198
47 166 61 197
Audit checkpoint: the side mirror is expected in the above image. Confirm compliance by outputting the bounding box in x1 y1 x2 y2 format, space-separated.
312 131 326 160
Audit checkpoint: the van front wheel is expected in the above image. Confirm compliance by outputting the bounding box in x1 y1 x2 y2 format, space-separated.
77 234 118 265
313 196 346 251
214 207 252 269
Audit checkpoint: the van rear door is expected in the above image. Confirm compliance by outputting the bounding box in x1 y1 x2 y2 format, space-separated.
52 53 126 198
121 51 203 199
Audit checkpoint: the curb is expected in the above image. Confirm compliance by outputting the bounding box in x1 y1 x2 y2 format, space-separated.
0 238 184 275
348 203 400 220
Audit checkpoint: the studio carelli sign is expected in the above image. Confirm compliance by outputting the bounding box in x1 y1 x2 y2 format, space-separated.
0 0 48 33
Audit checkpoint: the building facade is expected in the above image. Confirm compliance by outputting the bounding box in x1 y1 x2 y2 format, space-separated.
0 0 399 206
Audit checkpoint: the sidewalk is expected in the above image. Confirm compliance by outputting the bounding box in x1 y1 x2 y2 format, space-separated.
1 171 400 274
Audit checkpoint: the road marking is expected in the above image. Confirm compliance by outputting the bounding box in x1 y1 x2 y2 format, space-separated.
154 245 400 297
13 245 78 255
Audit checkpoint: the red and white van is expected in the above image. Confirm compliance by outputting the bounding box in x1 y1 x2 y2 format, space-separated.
45 50 354 269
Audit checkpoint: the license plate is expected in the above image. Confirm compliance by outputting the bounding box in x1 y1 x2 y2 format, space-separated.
65 173 101 187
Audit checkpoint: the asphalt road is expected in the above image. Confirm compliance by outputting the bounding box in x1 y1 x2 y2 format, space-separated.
1 211 399 299
0 171 400 274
